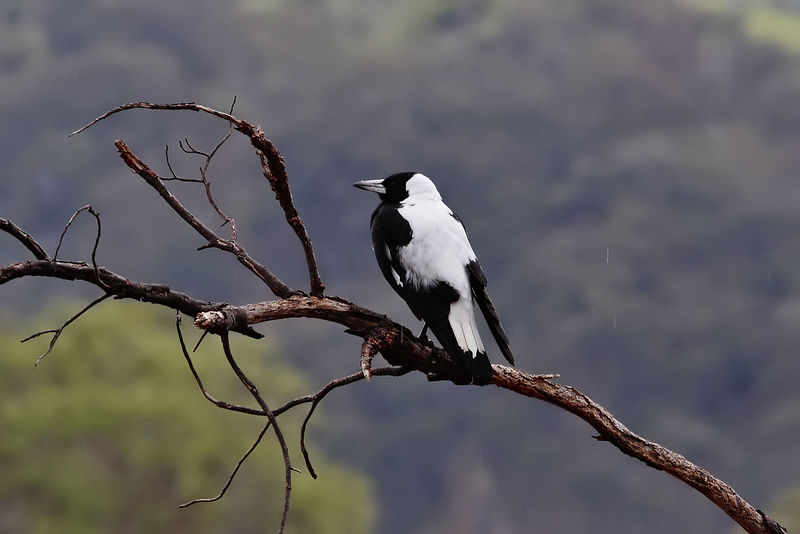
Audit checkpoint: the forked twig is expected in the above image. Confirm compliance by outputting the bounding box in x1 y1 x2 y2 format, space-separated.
300 365 411 478
53 205 107 289
163 144 202 183
175 313 264 416
22 293 112 367
179 123 237 239
175 309 409 511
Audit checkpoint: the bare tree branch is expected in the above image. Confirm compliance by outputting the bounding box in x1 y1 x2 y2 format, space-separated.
300 365 411 478
69 101 241 137
72 101 325 297
0 218 49 260
1 258 262 339
256 150 324 297
175 313 264 415
490 365 786 534
192 127 237 238
114 140 294 298
176 369 416 512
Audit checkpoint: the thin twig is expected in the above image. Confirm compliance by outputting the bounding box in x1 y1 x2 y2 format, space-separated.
53 205 107 289
220 332 292 534
199 127 236 238
300 365 411 478
271 366 408 417
22 293 112 367
0 219 50 260
179 137 210 158
175 127 237 237
163 144 202 183
192 329 210 353
69 101 242 137
179 421 272 508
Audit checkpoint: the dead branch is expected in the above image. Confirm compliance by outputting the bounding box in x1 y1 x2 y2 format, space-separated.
72 101 324 297
175 313 264 416
299 365 411 479
177 123 237 239
178 310 410 508
0 102 786 534
114 140 294 298
490 366 786 534
0 219 49 260
193 296 787 534
1 259 261 339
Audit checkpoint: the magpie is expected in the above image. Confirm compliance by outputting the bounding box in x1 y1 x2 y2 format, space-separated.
353 172 514 385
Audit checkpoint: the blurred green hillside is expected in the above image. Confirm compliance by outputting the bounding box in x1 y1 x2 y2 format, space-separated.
0 302 373 534
2 0 800 532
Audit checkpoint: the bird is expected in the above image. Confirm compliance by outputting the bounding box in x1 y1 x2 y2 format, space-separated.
353 171 514 385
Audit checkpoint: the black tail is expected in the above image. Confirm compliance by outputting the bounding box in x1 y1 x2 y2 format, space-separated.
468 261 514 366
464 351 493 385
405 281 495 385
424 314 493 385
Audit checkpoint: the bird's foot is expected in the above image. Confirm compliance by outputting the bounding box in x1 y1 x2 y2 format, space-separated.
417 324 434 346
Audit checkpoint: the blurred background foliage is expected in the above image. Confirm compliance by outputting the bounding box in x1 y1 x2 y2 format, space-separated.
0 302 373 534
1 0 800 532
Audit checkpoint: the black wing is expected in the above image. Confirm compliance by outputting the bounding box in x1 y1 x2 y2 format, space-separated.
450 210 514 366
370 204 463 355
468 259 514 365
370 204 412 299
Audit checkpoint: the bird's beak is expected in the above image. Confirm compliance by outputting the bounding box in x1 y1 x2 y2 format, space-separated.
353 179 386 194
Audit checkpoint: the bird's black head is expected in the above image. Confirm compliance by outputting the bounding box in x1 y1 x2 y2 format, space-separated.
353 171 417 203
